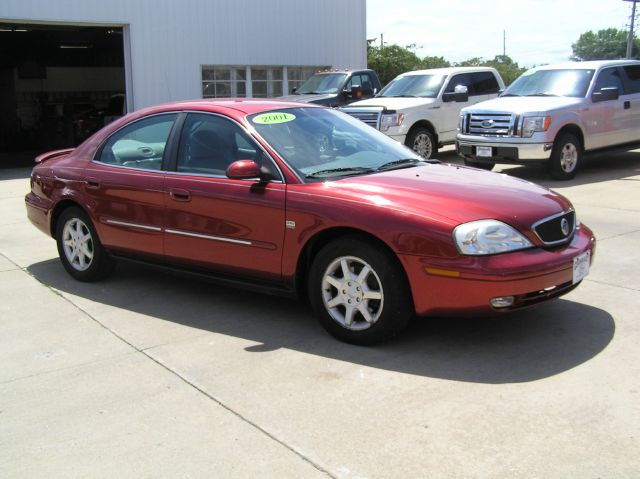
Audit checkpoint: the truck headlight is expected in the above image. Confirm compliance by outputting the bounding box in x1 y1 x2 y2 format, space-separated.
453 220 533 255
380 113 404 131
521 116 551 138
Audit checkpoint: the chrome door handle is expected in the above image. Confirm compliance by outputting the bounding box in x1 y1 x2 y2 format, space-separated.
169 188 191 202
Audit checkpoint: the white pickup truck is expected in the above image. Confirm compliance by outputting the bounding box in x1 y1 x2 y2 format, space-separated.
456 60 640 179
341 67 505 159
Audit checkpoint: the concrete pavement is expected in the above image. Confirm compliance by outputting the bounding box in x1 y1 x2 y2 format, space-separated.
1 150 639 478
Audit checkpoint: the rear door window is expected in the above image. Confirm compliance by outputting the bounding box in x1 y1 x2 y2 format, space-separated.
622 65 640 94
471 71 500 94
96 114 177 170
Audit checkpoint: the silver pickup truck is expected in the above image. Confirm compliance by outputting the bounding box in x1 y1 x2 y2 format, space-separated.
456 60 640 179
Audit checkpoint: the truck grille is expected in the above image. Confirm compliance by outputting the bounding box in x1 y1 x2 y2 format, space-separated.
464 113 515 136
341 107 383 129
532 210 576 245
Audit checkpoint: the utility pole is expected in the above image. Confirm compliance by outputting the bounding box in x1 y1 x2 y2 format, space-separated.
624 0 637 58
503 30 506 57
380 33 384 51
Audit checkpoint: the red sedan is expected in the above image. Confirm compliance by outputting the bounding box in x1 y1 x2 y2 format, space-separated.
25 100 595 344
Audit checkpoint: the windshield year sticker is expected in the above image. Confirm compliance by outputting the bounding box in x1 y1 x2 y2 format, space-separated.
252 112 296 124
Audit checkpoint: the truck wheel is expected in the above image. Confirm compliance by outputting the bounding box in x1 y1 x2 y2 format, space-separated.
308 237 413 345
549 133 581 180
406 128 436 159
463 159 495 171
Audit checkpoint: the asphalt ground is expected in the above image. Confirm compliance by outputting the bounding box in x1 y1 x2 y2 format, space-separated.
1 148 639 478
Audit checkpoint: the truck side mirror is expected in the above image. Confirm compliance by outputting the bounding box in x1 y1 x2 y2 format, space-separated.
443 85 469 103
350 85 363 99
592 86 619 103
292 87 298 93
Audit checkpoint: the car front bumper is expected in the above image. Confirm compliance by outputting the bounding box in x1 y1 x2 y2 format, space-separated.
401 224 595 317
456 137 553 163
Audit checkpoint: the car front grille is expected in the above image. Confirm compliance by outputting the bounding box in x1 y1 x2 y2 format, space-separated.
341 108 382 129
464 113 515 136
532 210 576 245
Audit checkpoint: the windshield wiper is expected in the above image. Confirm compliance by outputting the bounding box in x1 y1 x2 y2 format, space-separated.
384 94 421 98
525 92 560 97
376 159 430 171
305 167 374 178
499 93 521 97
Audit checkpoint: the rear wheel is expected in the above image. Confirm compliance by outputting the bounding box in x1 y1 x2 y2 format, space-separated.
548 133 581 180
55 207 115 281
406 127 436 159
308 237 413 345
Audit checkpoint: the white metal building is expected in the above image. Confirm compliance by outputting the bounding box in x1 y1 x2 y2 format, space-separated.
0 0 366 152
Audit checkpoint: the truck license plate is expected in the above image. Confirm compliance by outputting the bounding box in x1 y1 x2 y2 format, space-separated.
573 251 590 284
476 146 493 157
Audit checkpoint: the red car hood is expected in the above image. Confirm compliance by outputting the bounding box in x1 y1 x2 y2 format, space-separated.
315 163 570 229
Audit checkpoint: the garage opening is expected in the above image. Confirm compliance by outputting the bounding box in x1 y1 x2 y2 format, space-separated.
0 23 126 167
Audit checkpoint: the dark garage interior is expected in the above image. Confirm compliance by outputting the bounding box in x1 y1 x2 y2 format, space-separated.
0 23 126 166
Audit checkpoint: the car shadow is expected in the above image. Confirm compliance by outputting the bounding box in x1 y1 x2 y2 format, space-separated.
477 150 640 188
27 259 615 384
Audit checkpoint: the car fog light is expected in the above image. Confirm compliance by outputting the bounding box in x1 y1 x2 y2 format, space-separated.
490 296 514 308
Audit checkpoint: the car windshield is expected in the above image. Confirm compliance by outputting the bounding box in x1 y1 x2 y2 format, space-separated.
501 69 595 98
377 74 446 98
295 73 348 94
248 107 423 181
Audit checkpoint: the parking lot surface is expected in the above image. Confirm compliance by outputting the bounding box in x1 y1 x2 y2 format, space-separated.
1 150 639 478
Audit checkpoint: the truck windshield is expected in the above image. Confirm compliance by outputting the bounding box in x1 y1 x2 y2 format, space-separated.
502 69 595 98
378 74 446 98
296 73 348 94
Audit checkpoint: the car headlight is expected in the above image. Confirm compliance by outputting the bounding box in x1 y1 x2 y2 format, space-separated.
380 112 404 131
453 220 533 255
521 116 551 138
458 114 464 132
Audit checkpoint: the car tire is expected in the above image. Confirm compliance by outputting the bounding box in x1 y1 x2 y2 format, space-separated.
55 207 115 281
463 159 495 171
308 237 413 345
548 133 581 180
406 127 436 159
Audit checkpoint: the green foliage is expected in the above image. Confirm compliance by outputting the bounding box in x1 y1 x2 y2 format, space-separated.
454 55 526 85
571 28 639 60
367 44 525 87
421 56 451 69
367 44 425 85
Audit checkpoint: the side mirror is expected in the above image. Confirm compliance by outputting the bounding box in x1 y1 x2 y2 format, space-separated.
226 160 262 180
592 86 619 103
292 87 298 93
443 85 469 103
350 85 363 99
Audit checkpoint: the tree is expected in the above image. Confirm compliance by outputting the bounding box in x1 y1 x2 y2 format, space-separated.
456 55 526 86
367 44 424 85
421 56 450 69
571 28 640 60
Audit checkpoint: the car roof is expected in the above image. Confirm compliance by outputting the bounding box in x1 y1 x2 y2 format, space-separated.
132 98 320 118
532 59 640 71
400 66 498 76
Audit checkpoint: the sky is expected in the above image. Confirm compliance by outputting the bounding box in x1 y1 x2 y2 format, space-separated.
367 0 637 67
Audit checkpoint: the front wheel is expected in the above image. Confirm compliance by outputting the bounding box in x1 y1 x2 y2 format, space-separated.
55 207 115 281
406 128 436 159
548 133 582 180
308 237 413 345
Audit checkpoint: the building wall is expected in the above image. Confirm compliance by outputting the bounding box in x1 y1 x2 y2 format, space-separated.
0 0 367 110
